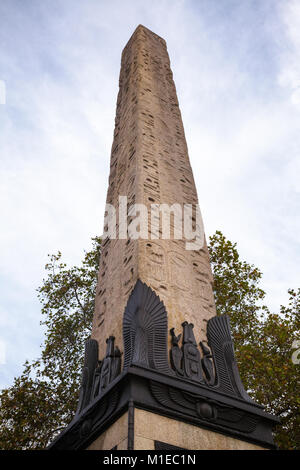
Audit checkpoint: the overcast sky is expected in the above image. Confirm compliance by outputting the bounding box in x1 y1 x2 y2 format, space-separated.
0 0 299 389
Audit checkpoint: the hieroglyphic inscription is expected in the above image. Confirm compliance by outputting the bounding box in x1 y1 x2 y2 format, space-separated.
92 25 216 358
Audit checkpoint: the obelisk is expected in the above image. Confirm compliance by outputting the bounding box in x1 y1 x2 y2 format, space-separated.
92 24 216 361
48 25 279 451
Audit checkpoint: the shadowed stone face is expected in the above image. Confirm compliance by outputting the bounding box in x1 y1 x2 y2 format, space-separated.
92 25 216 360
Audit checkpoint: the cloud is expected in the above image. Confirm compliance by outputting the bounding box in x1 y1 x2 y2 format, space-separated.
0 339 6 365
0 80 5 104
278 0 300 107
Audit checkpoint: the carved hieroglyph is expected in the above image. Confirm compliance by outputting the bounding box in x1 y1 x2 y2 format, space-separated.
92 25 216 359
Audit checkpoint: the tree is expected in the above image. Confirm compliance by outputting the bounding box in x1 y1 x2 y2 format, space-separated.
209 231 299 450
0 231 298 449
0 236 101 450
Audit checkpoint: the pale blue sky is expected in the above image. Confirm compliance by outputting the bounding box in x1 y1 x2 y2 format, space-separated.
0 0 299 388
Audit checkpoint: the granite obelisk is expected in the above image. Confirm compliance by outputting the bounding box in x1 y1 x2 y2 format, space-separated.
92 24 216 362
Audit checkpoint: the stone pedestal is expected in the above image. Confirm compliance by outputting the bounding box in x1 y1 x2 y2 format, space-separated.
48 286 278 450
87 410 265 451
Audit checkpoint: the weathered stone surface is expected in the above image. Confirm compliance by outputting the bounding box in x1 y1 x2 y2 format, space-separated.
134 410 266 450
86 409 266 450
92 24 216 359
86 412 128 450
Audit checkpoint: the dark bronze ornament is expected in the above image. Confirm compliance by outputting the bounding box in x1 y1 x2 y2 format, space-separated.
170 328 184 376
170 324 215 386
199 341 215 386
169 314 255 404
75 336 121 416
123 279 173 375
197 402 215 420
182 322 204 382
206 315 255 403
75 339 98 417
98 336 121 395
150 380 259 434
49 279 279 451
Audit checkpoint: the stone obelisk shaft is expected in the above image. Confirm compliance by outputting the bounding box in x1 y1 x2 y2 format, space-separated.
92 25 216 359
48 25 277 452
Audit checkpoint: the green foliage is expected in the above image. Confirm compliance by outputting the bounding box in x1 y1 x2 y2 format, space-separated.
0 231 298 449
0 236 101 449
209 231 300 450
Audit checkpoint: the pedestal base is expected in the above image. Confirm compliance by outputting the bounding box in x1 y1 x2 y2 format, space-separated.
48 282 279 451
48 366 278 450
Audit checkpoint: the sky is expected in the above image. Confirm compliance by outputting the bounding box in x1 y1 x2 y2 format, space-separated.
0 0 299 389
